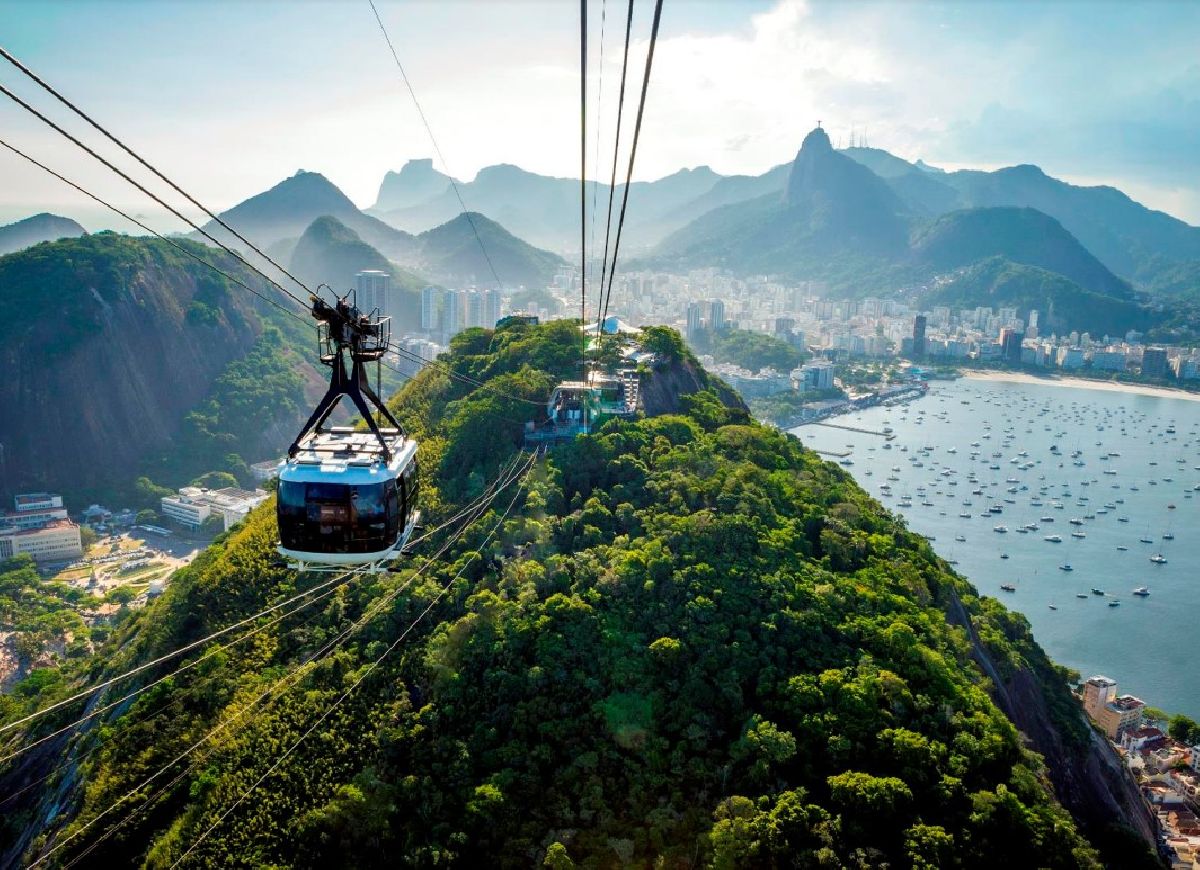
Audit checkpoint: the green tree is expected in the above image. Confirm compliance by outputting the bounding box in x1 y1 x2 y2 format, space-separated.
1169 714 1200 744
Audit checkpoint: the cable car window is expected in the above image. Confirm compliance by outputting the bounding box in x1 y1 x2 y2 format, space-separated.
279 480 398 554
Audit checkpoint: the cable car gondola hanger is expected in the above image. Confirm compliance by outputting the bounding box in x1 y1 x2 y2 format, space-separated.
276 293 420 573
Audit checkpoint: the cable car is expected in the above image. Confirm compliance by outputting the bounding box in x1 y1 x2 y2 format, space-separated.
277 294 419 571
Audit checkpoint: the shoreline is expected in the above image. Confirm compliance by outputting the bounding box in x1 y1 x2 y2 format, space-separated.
961 369 1200 403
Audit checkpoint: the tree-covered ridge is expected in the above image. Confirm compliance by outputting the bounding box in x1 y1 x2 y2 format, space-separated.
1 323 1151 867
690 327 806 372
0 230 253 353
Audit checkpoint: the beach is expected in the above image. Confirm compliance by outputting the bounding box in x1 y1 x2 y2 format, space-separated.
962 369 1200 403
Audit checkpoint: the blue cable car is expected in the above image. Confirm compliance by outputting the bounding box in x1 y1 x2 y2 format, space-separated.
277 294 419 571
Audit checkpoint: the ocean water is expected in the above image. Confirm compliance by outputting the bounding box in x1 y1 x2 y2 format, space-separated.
791 376 1200 719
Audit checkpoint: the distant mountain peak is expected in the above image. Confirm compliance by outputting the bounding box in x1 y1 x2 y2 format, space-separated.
372 159 454 214
800 125 834 154
0 212 87 257
783 126 906 251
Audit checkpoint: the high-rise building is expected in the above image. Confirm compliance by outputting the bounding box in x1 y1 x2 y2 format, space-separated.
709 299 726 331
911 314 927 360
1027 309 1040 330
482 289 501 328
1083 676 1118 719
685 302 704 340
799 360 835 392
420 286 440 332
355 270 391 319
1001 329 1024 364
466 290 484 328
443 289 464 337
1141 346 1168 379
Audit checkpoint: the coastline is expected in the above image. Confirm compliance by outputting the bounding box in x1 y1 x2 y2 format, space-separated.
961 369 1200 403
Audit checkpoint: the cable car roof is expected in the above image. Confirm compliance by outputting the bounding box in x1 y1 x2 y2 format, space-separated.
282 427 417 484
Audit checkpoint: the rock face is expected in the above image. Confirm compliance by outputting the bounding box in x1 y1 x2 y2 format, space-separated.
0 213 85 256
638 354 747 418
0 234 260 498
944 587 1159 856
372 158 454 213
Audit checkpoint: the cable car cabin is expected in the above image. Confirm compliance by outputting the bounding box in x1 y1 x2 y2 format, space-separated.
277 427 419 571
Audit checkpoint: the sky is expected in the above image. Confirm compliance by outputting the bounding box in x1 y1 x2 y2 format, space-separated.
1 0 1198 232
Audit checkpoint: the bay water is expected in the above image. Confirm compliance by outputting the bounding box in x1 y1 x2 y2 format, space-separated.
792 375 1200 719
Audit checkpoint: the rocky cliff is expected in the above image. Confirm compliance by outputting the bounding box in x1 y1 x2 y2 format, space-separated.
0 233 264 501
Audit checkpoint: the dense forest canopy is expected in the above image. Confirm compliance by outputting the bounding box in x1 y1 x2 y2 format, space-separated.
0 323 1155 868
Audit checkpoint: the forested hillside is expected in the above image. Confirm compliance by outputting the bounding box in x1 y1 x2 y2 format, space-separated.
0 232 317 506
0 323 1156 868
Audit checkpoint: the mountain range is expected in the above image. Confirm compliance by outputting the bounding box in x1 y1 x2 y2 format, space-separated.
367 134 1200 310
195 172 563 292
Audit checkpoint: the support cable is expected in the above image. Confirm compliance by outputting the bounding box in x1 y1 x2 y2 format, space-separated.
0 45 315 298
0 570 360 767
30 455 532 868
366 0 503 291
0 83 312 313
594 0 636 336
580 0 589 376
0 137 307 324
598 0 664 331
172 453 535 866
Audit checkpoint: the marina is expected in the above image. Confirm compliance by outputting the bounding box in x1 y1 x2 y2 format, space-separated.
794 376 1200 718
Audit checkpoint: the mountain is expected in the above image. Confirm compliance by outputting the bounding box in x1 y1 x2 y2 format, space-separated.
199 171 417 262
924 257 1151 337
784 127 909 252
0 213 85 256
0 232 313 504
840 146 922 179
1 323 1156 867
938 164 1200 282
654 127 910 280
289 216 424 332
371 161 725 252
911 207 1134 299
372 158 454 213
415 211 565 287
838 150 1200 285
654 128 1165 320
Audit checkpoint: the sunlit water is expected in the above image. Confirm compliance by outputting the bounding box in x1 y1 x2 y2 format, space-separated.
791 377 1200 718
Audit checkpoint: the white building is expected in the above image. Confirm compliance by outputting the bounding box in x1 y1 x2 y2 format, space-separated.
1057 346 1085 370
160 490 212 528
161 486 270 531
250 459 282 483
420 286 440 331
0 519 83 562
355 270 393 320
1090 349 1128 372
3 492 69 530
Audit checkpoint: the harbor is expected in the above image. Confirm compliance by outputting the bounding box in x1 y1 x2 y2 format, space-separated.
794 375 1200 719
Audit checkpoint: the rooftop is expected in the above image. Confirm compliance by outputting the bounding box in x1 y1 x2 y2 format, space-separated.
1 518 77 536
1108 694 1146 712
1086 675 1118 687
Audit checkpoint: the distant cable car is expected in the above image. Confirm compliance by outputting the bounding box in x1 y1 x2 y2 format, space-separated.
277 294 419 571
